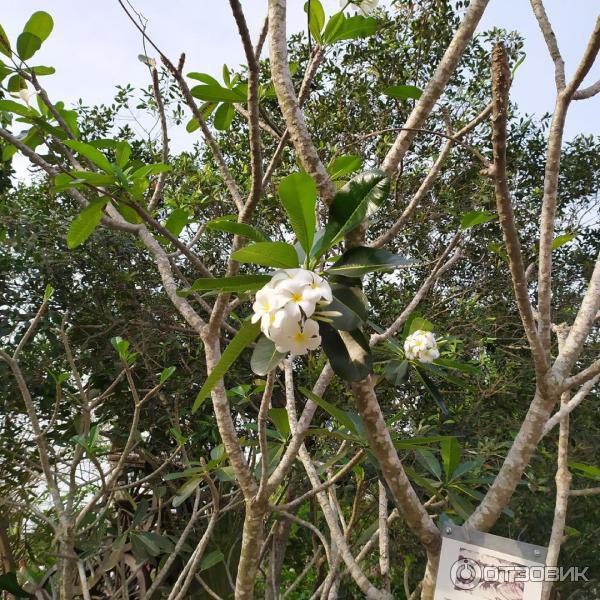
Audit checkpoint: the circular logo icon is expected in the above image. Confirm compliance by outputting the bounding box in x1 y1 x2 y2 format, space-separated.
450 558 481 590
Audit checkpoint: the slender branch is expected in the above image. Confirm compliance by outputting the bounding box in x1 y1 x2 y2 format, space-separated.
167 474 220 600
351 377 441 555
562 358 600 391
229 0 264 221
570 487 600 497
542 332 572 600
283 362 390 600
537 18 600 353
380 0 491 175
378 481 391 594
542 373 600 438
148 67 169 211
276 450 365 511
489 43 548 376
370 240 462 345
257 371 276 499
267 0 337 203
373 105 492 248
529 0 566 90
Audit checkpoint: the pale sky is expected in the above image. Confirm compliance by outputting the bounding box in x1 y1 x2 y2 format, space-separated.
3 0 599 172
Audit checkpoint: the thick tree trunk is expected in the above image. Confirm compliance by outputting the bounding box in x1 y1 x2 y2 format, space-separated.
235 504 266 600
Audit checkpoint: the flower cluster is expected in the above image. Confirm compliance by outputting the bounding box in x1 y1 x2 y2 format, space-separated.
252 269 333 356
404 330 440 364
340 0 379 16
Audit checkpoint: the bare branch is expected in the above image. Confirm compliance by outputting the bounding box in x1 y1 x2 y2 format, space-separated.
370 239 462 345
148 67 170 211
490 43 548 376
537 18 600 353
373 104 492 248
529 0 566 90
267 0 337 203
381 0 490 175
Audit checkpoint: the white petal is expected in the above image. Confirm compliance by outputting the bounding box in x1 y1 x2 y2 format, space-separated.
303 319 320 338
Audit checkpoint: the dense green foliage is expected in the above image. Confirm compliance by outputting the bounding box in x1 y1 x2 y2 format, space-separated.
0 1 598 598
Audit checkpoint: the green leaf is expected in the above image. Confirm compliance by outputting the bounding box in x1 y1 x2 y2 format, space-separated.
251 335 285 376
0 24 11 57
0 572 29 598
190 84 244 103
415 448 442 479
304 0 325 42
0 99 33 117
7 74 26 93
383 359 409 386
160 366 176 384
383 85 423 100
268 407 290 438
213 101 235 130
63 140 114 173
278 172 317 254
115 141 131 168
326 246 415 277
183 274 271 296
569 462 600 481
111 336 130 359
460 210 497 230
28 65 55 76
232 241 300 269
319 323 372 382
414 366 449 416
66 198 107 249
43 284 54 301
448 491 475 520
406 315 434 335
199 550 224 572
16 32 41 61
23 11 54 42
299 386 359 435
327 154 363 180
552 232 576 250
323 12 345 44
164 208 189 236
206 218 268 242
440 437 461 480
192 320 261 412
434 358 479 376
450 460 482 481
326 14 378 43
313 170 389 257
327 284 368 331
187 72 221 85
131 163 171 179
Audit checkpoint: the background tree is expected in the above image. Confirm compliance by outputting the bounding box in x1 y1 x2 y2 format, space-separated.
0 0 599 598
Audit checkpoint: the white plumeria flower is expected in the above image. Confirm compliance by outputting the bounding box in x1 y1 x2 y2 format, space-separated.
10 87 37 106
272 318 321 356
340 0 379 16
270 268 314 288
276 277 320 319
307 272 333 304
252 268 332 357
404 329 440 364
251 287 286 328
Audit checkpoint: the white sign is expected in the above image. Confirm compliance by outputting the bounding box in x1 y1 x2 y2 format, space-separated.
434 526 546 600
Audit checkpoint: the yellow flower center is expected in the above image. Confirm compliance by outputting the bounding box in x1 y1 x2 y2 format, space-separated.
291 292 303 302
293 332 306 343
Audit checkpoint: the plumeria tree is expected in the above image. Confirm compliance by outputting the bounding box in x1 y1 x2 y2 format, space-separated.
0 0 599 599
